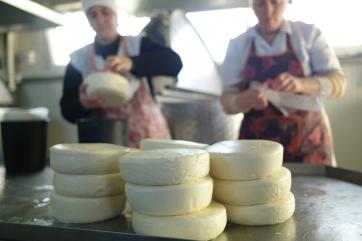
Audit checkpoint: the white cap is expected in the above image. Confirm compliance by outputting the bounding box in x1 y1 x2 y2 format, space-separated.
82 0 119 14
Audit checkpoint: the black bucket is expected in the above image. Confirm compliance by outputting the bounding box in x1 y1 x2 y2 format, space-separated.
77 118 128 146
1 120 48 174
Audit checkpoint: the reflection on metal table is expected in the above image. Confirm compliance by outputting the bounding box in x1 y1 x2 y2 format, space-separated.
0 163 361 241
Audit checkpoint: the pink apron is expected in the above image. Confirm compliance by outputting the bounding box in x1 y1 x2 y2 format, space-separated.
88 37 171 148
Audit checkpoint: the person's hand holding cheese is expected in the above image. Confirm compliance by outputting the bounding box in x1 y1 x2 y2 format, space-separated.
80 72 131 109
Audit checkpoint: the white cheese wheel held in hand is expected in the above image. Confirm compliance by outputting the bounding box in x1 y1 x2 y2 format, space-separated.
140 139 209 150
225 192 295 225
207 140 283 180
213 167 291 205
50 143 130 174
126 176 213 216
132 202 227 241
53 172 125 197
119 149 209 185
84 72 130 108
51 192 126 223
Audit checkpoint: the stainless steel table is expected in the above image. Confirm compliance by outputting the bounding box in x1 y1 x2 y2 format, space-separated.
0 163 361 241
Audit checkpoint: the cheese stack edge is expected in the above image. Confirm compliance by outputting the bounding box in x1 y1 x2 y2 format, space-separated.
119 148 227 240
50 143 130 223
207 140 295 226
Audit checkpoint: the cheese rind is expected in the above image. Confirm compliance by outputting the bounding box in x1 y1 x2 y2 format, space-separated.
140 139 209 150
50 144 129 174
119 149 210 185
126 176 213 216
84 72 130 108
53 172 125 197
51 192 125 223
207 140 283 180
132 202 227 241
225 192 295 225
213 167 291 205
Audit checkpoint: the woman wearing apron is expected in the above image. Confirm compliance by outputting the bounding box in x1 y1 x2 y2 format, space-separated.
221 0 346 165
60 0 182 147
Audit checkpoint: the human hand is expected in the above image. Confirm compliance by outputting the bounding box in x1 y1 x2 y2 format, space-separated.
105 56 133 73
79 83 103 109
236 89 268 110
267 72 303 94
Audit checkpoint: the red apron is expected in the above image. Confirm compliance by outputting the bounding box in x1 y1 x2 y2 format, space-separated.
88 37 171 148
239 35 333 165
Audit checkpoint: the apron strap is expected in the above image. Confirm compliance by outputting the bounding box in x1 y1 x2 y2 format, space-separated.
88 36 130 72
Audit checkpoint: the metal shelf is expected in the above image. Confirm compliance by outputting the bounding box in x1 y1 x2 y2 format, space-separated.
0 0 64 32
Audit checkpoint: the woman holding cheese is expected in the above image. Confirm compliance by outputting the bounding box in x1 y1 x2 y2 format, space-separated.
220 0 346 165
60 0 182 148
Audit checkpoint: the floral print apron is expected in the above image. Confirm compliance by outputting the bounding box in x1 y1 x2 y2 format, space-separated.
88 37 171 148
239 35 333 165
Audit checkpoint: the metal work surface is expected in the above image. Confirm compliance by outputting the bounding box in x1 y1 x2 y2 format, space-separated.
0 165 361 241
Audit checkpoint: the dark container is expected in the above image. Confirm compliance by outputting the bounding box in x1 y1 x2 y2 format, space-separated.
77 118 128 146
1 121 48 174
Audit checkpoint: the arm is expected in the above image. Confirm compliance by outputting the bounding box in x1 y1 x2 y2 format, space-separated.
313 70 346 98
130 37 183 77
221 36 269 114
268 70 345 98
307 25 346 98
221 87 268 115
60 64 92 123
221 71 344 115
220 88 248 114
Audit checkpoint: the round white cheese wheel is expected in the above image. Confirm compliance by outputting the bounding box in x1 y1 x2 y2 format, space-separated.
84 72 130 108
213 167 291 205
126 176 213 216
51 192 125 223
132 202 227 241
225 192 295 225
50 144 129 175
207 140 283 180
53 172 125 198
119 149 209 185
140 139 209 150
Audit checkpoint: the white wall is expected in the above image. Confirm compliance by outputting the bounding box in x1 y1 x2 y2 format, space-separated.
17 79 77 149
325 58 362 172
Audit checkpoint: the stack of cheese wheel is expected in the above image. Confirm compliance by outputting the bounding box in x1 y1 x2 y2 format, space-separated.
50 143 130 223
207 140 295 226
119 148 227 240
140 138 209 150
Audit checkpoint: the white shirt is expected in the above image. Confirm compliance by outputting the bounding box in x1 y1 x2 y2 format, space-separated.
221 20 341 87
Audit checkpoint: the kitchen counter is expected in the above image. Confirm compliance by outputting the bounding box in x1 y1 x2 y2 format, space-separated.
0 164 361 241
